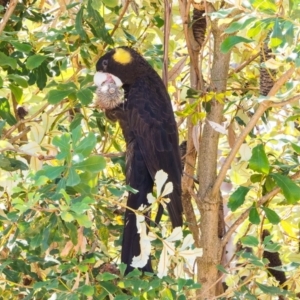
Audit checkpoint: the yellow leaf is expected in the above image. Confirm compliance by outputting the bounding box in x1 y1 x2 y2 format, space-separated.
280 220 297 238
229 161 251 185
0 140 13 149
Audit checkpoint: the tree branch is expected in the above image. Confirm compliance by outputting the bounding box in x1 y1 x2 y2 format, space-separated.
163 0 172 87
0 0 18 34
221 170 300 247
212 65 298 197
267 65 295 96
178 0 201 246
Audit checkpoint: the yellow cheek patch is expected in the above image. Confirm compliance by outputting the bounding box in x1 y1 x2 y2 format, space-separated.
113 48 132 65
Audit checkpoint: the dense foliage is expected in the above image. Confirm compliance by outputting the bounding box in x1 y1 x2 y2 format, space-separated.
0 0 300 299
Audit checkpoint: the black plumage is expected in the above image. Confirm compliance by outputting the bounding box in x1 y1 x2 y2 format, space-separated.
95 47 183 273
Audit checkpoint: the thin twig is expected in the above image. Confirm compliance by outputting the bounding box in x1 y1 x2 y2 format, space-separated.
3 103 49 139
231 52 260 74
0 0 18 34
9 127 31 144
105 0 130 48
98 152 125 158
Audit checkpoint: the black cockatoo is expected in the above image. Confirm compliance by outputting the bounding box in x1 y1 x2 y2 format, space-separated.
94 47 183 273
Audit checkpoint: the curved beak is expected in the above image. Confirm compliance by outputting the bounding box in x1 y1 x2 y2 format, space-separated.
94 72 123 87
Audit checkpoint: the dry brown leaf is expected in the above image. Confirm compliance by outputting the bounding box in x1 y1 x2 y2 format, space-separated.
72 272 81 291
74 226 87 253
168 56 188 81
227 122 236 149
31 262 46 280
61 240 74 257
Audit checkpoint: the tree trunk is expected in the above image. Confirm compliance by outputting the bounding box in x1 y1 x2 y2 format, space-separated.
196 24 231 299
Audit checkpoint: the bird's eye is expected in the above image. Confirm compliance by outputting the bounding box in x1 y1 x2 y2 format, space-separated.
102 59 108 69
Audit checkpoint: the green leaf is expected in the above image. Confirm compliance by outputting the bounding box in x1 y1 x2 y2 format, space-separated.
74 156 106 173
6 158 28 171
227 186 250 211
249 206 260 225
270 18 284 48
291 142 300 154
249 144 270 174
86 1 113 45
271 173 300 204
71 125 82 147
123 30 137 42
250 0 278 13
0 52 17 69
70 114 84 131
209 7 236 20
66 167 81 187
0 120 5 135
261 207 280 224
161 288 173 300
255 281 289 296
7 75 29 88
70 201 90 214
48 90 72 104
0 97 17 126
99 281 118 293
53 134 71 159
30 232 43 249
98 224 109 246
153 16 164 28
220 36 253 53
75 213 92 227
283 21 294 46
119 263 127 277
77 88 94 105
9 84 23 103
74 132 96 157
102 0 118 7
100 272 118 281
114 296 131 300
34 62 48 90
77 285 94 296
250 174 263 183
43 165 65 180
26 55 47 69
0 156 28 172
61 211 74 222
264 176 275 193
241 235 259 247
216 265 229 274
10 41 32 52
2 269 20 283
225 16 256 34
264 241 281 253
75 6 88 39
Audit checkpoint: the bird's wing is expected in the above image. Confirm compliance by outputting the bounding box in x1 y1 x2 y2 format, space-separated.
127 75 183 227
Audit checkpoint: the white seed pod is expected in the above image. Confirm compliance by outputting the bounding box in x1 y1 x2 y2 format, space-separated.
94 82 124 110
